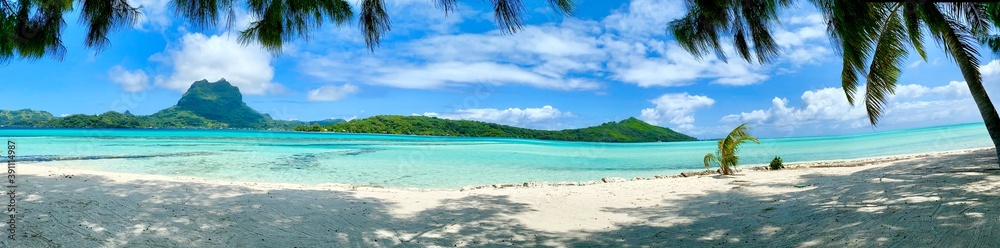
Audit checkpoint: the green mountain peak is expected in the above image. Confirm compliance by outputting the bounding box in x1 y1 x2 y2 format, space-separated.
166 79 267 128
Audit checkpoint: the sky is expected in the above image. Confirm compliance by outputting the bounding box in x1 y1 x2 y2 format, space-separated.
2 0 1000 139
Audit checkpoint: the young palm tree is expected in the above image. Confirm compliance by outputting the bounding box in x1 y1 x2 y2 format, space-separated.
704 123 759 175
0 0 573 62
670 2 1000 165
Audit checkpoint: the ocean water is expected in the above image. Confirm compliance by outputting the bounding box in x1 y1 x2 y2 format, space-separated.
0 122 992 189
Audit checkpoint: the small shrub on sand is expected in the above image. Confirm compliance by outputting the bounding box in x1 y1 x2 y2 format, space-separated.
769 156 784 170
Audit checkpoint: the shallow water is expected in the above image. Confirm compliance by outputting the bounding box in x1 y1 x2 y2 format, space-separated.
0 122 991 189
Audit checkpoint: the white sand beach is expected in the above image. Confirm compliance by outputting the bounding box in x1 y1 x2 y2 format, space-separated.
2 148 999 247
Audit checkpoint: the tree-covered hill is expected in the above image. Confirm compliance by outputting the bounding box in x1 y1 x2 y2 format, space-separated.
0 109 56 126
295 115 697 142
0 79 343 130
169 79 267 128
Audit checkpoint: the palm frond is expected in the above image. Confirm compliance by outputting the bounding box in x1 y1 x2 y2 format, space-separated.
704 123 759 175
548 0 574 15
491 0 526 34
729 0 752 62
982 3 1000 55
703 153 718 169
986 3 1000 27
234 0 352 53
947 2 989 34
668 1 729 62
721 123 759 156
863 3 907 126
742 0 782 64
435 0 571 34
7 0 69 61
434 0 457 14
359 0 390 51
79 0 140 52
902 3 926 60
732 23 752 62
920 4 981 88
815 0 881 106
984 35 1000 55
171 0 235 30
668 0 788 64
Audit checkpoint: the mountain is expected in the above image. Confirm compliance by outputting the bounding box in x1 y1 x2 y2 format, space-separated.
567 117 697 142
155 79 267 128
0 79 343 129
294 115 697 142
0 109 57 126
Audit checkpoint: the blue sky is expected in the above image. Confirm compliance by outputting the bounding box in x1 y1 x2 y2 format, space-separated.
2 0 999 139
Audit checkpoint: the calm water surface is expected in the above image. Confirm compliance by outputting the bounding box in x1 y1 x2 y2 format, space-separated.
0 122 991 189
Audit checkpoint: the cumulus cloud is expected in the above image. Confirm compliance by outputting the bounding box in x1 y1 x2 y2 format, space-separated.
983 59 1000 80
722 81 981 137
108 65 150 92
639 93 715 130
422 105 573 130
307 84 359 102
151 33 283 95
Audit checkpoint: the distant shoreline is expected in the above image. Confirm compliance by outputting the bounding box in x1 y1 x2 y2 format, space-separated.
0 126 706 143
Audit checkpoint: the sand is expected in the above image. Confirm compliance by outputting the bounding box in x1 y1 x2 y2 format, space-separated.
1 148 999 247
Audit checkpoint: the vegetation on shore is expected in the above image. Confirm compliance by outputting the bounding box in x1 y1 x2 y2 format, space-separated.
704 123 759 175
295 115 697 143
769 156 785 170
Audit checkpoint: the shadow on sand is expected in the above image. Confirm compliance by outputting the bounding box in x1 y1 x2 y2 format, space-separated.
3 149 999 247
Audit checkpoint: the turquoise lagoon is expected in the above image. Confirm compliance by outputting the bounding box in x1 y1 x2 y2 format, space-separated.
0 122 992 189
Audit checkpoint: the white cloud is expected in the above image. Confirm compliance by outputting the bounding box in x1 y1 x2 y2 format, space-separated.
772 11 831 65
108 65 150 92
785 45 831 66
773 19 826 48
983 59 1000 80
307 84 359 102
639 93 715 130
983 60 1000 107
722 82 980 137
601 0 686 36
151 33 283 95
128 0 171 29
388 0 472 34
373 62 600 90
609 43 769 87
302 21 605 91
422 105 573 130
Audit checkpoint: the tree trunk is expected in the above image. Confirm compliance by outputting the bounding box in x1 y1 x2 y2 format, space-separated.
965 81 1000 166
